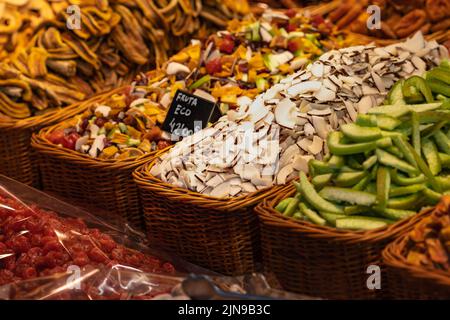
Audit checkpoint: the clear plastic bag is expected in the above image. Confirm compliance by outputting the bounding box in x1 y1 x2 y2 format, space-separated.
0 175 205 300
0 175 312 300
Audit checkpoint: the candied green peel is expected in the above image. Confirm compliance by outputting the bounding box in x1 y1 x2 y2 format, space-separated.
275 101 450 231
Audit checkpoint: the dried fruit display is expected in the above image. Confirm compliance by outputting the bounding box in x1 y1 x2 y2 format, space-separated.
323 0 450 39
150 33 447 198
274 63 450 230
0 0 249 119
0 190 177 299
45 9 345 159
46 83 171 159
141 9 346 114
402 199 450 271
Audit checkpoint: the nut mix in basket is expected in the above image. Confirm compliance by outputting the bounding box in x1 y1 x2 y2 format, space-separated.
0 0 249 119
275 62 450 230
150 33 448 198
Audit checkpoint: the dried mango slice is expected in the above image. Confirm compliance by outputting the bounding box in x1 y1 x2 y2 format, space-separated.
28 47 48 78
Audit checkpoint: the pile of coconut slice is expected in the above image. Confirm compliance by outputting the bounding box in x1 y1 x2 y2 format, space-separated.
150 32 449 198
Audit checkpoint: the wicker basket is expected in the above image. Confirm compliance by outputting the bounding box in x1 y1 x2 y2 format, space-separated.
31 87 152 230
382 197 450 299
133 149 287 276
0 100 101 187
255 184 432 299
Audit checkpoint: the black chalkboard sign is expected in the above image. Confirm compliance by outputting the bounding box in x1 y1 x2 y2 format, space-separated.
162 90 220 140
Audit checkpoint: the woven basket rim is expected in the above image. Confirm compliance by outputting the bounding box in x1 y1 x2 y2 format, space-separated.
31 88 169 170
383 236 450 284
256 183 432 243
382 198 450 286
133 147 287 209
0 87 127 130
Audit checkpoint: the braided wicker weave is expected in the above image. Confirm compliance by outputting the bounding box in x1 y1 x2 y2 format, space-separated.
382 197 450 299
255 184 432 299
0 93 113 187
31 87 152 230
133 150 286 275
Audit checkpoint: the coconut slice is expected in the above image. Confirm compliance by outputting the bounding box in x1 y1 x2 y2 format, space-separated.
304 123 315 136
371 71 385 93
276 164 294 184
275 98 297 129
242 182 257 193
193 89 216 103
75 135 89 152
402 32 425 53
314 86 336 102
260 27 273 43
311 116 329 139
166 62 190 75
248 96 269 124
357 96 373 114
95 105 111 117
292 155 314 173
310 62 324 77
89 134 106 158
290 57 309 70
287 81 322 97
307 136 323 155
210 181 231 198
343 100 357 121
297 138 312 152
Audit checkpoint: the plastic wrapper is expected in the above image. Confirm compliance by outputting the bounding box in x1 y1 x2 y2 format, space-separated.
0 175 311 300
0 175 206 300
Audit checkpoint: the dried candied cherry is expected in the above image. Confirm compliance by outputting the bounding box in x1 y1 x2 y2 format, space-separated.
73 252 90 267
219 35 235 54
88 246 109 263
6 235 31 254
205 58 222 75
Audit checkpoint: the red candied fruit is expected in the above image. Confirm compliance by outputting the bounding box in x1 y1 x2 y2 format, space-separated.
0 194 176 298
285 8 296 18
287 40 301 53
47 129 65 145
311 14 325 27
61 132 80 150
205 58 222 74
286 23 297 32
219 35 235 54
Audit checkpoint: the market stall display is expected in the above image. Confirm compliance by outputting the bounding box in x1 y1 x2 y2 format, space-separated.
42 8 345 155
31 9 349 232
149 32 447 198
272 0 450 42
383 196 450 299
134 33 448 276
1 0 450 301
255 61 450 298
0 174 185 299
0 0 249 187
274 69 450 230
